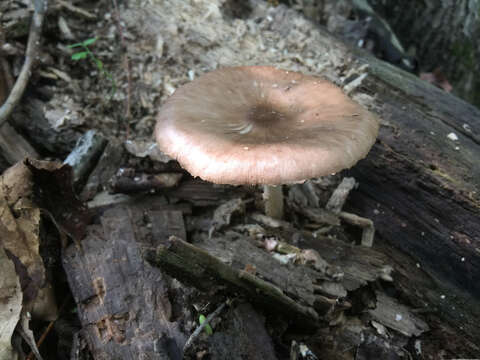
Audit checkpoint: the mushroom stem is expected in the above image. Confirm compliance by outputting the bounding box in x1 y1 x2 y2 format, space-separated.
263 185 284 219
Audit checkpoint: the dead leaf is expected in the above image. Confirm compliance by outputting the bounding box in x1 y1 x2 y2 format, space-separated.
17 312 43 360
0 246 22 360
0 160 62 321
420 68 452 92
25 159 92 241
0 162 45 307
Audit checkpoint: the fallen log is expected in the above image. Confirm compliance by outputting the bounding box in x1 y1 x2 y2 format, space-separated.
346 53 480 347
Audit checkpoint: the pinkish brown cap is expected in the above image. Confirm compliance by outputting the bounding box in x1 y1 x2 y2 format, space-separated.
155 66 379 185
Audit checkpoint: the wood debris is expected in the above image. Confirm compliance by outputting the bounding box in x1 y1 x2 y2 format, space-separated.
1 0 479 358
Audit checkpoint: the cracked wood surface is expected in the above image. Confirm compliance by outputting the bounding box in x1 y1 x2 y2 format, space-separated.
62 206 187 360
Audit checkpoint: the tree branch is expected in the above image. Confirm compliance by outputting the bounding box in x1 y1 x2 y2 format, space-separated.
0 0 47 126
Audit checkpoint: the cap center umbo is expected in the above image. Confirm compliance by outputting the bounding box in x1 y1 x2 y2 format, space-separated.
247 104 288 127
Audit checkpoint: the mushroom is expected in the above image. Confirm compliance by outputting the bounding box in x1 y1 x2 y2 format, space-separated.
155 66 379 219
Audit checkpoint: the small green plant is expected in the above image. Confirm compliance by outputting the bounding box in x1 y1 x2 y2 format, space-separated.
68 37 116 97
198 314 213 335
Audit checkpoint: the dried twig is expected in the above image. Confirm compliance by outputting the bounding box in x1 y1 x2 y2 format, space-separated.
25 321 54 360
17 313 43 360
338 211 375 247
0 0 47 126
0 55 14 91
325 177 375 246
26 295 71 360
55 0 96 19
325 177 357 213
183 302 227 353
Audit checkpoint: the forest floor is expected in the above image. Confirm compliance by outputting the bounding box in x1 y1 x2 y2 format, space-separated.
1 0 479 359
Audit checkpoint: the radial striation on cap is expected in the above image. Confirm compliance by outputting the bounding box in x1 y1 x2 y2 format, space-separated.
155 66 379 185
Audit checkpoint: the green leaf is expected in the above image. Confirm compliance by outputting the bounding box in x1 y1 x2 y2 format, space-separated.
82 37 98 46
67 42 84 49
71 51 88 60
94 59 103 70
199 315 213 335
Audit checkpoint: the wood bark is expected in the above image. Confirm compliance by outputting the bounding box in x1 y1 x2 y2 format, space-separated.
368 0 480 106
62 205 188 359
350 52 480 288
62 202 290 359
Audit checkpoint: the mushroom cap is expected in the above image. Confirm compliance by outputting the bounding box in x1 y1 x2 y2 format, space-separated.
155 66 379 185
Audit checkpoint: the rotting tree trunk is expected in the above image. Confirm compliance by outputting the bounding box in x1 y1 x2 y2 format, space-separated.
368 0 480 107
248 2 480 342
345 52 480 348
352 52 480 289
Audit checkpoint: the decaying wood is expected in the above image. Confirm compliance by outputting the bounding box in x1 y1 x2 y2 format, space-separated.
147 226 410 328
66 196 423 358
63 204 285 359
80 138 126 201
144 214 435 359
165 179 249 207
96 0 480 352
325 177 357 213
63 130 107 188
2 0 477 357
0 122 39 163
110 170 183 194
10 97 82 156
288 181 375 246
368 291 429 338
338 211 375 247
209 198 245 236
62 206 187 360
0 52 39 164
345 53 480 343
193 302 279 360
148 236 320 328
368 0 480 106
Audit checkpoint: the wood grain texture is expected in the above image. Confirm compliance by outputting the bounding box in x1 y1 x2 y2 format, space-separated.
62 207 187 359
369 0 480 106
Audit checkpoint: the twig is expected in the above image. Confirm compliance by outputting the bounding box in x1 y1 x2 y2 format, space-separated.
25 321 54 360
325 177 357 213
17 312 43 360
111 0 132 139
110 171 183 194
338 211 375 247
55 0 96 19
0 54 14 91
26 295 71 360
325 177 375 246
183 302 226 353
0 0 47 126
